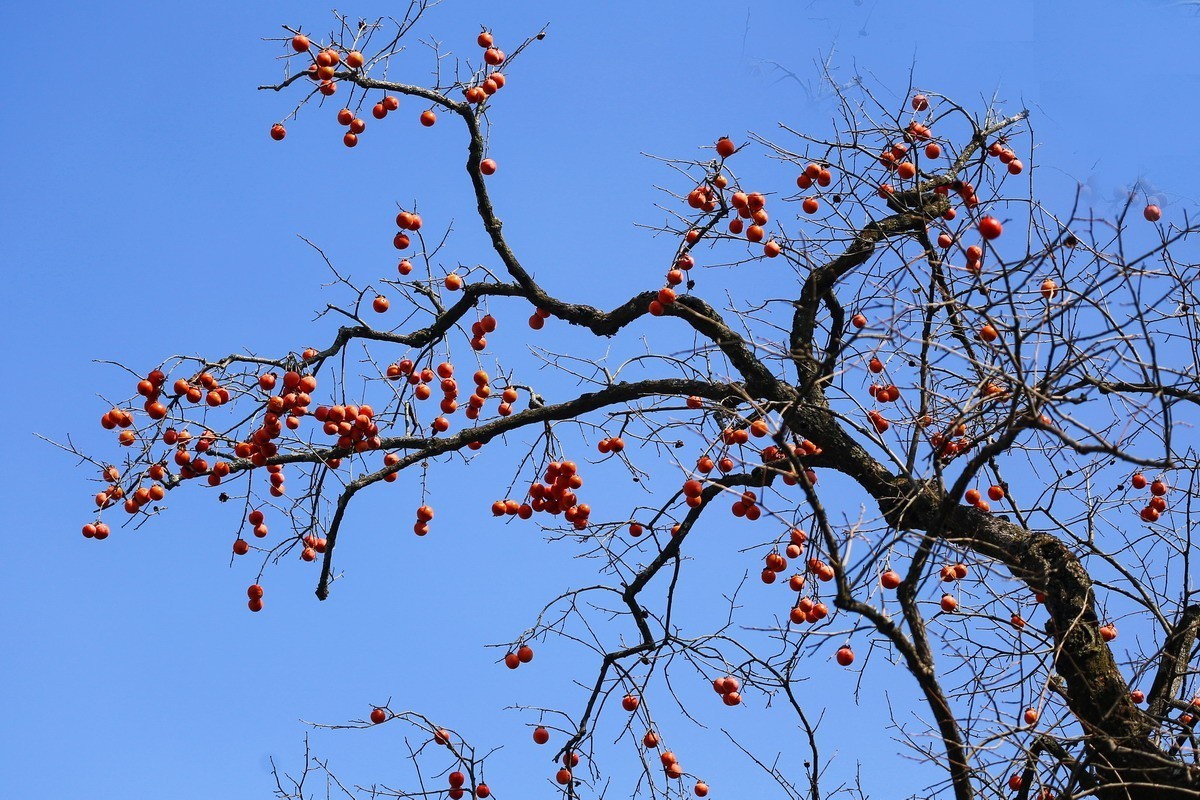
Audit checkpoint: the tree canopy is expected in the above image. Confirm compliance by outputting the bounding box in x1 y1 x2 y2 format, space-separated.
21 3 1200 800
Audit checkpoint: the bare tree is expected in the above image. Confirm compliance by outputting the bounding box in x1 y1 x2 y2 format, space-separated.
65 4 1200 799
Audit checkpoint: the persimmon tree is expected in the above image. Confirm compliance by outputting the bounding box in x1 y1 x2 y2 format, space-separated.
66 4 1200 800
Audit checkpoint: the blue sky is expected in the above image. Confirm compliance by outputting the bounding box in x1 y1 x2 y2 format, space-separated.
3 1 1200 798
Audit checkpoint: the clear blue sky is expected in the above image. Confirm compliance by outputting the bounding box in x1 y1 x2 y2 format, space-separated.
3 1 1199 798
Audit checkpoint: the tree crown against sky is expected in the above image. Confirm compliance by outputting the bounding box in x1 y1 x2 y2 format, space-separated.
8 2 1200 800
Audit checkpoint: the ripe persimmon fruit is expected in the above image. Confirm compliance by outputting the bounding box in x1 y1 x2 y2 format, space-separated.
978 216 1003 240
